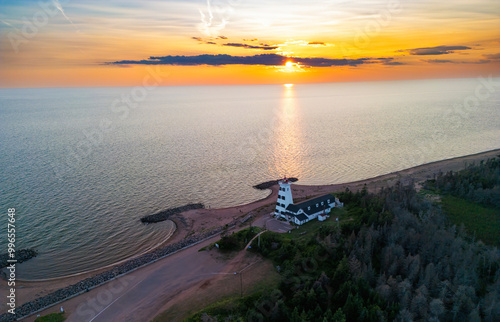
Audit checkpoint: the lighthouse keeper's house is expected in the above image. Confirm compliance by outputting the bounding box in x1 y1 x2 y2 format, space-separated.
274 178 343 225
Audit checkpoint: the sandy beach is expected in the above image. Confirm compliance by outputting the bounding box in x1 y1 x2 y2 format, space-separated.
2 148 499 320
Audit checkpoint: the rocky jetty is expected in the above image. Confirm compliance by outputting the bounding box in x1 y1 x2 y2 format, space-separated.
253 177 298 190
0 249 37 269
140 203 204 223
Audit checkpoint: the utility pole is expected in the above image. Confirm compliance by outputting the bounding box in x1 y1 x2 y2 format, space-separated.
239 272 243 298
235 271 243 297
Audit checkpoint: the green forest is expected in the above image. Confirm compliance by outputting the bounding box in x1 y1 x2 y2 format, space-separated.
188 158 500 321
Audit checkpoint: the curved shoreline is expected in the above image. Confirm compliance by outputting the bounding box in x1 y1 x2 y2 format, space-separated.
12 148 500 283
4 148 499 319
16 220 177 283
291 148 500 195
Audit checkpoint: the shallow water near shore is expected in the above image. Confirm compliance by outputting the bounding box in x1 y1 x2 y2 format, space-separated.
1 78 499 279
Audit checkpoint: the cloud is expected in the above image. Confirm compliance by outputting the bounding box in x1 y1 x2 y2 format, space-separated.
423 59 455 63
405 45 471 55
206 41 216 45
308 41 326 46
1 19 15 28
192 37 203 41
373 57 405 65
243 39 258 42
423 58 491 64
108 53 378 67
222 43 279 50
467 59 490 64
483 53 500 60
278 40 334 47
218 35 228 40
53 0 75 25
384 61 405 65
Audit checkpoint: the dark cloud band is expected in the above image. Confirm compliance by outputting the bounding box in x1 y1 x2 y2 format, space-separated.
109 53 378 67
405 45 471 55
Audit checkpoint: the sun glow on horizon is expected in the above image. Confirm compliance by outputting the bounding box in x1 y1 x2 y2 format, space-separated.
284 83 294 88
0 0 499 88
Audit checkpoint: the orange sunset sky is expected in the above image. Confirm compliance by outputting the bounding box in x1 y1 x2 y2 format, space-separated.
0 0 499 88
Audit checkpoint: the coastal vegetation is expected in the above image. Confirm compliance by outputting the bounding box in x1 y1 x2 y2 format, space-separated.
423 157 500 246
217 227 263 251
188 159 500 321
425 157 500 209
200 227 264 252
34 312 65 322
441 195 499 246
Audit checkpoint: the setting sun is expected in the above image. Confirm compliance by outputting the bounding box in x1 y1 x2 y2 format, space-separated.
286 61 294 68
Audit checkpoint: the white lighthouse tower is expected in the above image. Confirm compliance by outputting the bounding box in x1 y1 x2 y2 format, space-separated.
274 178 294 219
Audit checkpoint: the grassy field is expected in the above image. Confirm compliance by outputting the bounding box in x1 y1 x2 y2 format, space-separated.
441 195 500 246
282 207 347 240
152 254 281 322
34 312 65 322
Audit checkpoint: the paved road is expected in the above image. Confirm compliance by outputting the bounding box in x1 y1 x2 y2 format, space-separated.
25 236 226 322
25 216 292 322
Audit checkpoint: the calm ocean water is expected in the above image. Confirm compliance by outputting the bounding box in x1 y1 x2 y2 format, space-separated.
1 78 499 279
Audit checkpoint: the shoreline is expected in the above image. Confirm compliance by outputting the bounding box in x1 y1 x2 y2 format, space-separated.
290 148 500 197
3 148 499 318
15 221 177 283
14 148 500 282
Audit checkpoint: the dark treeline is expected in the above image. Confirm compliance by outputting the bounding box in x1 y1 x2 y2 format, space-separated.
426 157 500 208
217 227 262 252
190 179 500 321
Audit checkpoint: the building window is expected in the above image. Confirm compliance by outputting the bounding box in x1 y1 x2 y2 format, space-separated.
308 206 310 211
321 202 324 206
316 203 319 207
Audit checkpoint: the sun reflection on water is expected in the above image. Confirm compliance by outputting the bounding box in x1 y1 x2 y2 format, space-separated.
270 84 308 178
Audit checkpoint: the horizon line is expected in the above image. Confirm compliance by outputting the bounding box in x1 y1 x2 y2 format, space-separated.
1 75 499 90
